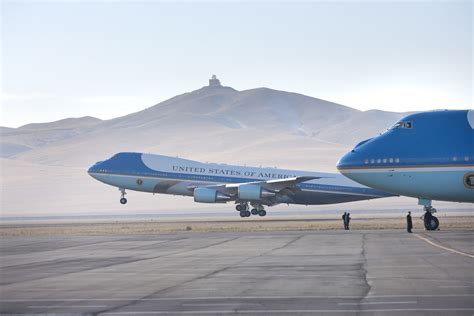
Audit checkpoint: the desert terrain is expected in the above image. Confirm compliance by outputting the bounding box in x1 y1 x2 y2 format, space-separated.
1 81 472 218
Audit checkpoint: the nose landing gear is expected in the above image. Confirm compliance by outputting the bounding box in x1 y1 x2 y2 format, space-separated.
422 205 439 231
119 188 127 205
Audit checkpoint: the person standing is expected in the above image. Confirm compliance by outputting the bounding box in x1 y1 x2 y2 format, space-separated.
342 212 347 230
407 211 413 233
346 213 351 230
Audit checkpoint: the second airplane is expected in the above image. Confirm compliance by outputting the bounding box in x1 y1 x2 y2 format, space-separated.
88 153 393 217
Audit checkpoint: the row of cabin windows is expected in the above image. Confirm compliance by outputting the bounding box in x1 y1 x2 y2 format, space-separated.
363 156 470 165
364 158 400 164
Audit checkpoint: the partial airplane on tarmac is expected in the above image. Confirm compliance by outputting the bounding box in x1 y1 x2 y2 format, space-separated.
337 109 474 230
88 153 393 218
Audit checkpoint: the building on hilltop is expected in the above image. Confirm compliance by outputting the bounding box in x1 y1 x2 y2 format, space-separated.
209 75 222 87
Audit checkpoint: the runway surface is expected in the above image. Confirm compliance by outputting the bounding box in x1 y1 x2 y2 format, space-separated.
1 229 473 315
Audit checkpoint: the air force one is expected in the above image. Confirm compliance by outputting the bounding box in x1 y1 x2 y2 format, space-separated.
337 110 474 230
88 153 393 217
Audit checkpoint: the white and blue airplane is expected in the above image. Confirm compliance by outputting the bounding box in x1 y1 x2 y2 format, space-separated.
337 109 474 230
88 153 393 217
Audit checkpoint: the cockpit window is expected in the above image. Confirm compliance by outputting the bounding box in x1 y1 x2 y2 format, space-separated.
391 121 413 129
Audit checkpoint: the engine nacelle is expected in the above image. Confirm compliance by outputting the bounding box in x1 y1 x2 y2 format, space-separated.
238 184 275 201
194 188 230 203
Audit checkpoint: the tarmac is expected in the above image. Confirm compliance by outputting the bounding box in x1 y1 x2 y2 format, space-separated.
0 229 473 315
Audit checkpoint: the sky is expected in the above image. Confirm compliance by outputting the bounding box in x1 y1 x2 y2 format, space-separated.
1 1 472 127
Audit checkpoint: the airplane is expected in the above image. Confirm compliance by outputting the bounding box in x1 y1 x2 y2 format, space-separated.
88 153 394 217
337 109 474 230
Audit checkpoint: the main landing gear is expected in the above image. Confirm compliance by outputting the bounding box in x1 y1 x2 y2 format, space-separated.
422 206 439 231
119 188 127 205
236 202 267 218
236 203 250 217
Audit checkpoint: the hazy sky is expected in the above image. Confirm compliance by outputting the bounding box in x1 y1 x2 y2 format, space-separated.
1 1 472 127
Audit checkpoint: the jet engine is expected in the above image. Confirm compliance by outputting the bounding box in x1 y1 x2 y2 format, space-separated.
238 184 275 201
194 188 230 203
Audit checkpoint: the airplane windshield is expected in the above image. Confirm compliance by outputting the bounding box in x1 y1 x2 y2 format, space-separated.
390 121 413 129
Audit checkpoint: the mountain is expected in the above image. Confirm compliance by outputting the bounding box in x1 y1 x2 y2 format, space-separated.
0 81 406 168
0 116 102 158
18 116 102 131
2 78 425 216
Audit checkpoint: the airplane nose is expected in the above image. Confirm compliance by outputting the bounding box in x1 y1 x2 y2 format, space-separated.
337 150 360 171
337 136 379 171
87 161 103 176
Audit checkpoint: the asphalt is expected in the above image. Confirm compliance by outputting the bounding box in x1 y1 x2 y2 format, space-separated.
0 229 472 315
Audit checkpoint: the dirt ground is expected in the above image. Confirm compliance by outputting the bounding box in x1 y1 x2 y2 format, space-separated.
1 215 472 236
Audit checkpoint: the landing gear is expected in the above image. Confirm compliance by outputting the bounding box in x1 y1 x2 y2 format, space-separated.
237 203 250 217
236 202 267 218
236 203 248 212
425 216 440 231
250 203 266 217
423 206 439 231
119 188 127 205
240 210 251 217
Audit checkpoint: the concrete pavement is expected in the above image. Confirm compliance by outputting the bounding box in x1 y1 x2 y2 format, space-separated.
0 229 472 315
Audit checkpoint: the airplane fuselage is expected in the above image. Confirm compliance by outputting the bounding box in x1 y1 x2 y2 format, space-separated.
337 110 474 204
88 153 392 207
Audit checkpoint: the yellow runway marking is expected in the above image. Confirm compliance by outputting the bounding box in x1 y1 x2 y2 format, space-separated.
414 234 474 258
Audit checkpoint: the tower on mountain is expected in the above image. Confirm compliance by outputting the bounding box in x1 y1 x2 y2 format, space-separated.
208 75 222 87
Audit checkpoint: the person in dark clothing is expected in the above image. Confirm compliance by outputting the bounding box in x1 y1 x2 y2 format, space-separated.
346 213 351 230
342 212 347 230
407 211 413 233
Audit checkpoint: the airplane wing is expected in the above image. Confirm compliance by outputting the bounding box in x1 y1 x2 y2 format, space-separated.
189 176 327 204
219 176 320 192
